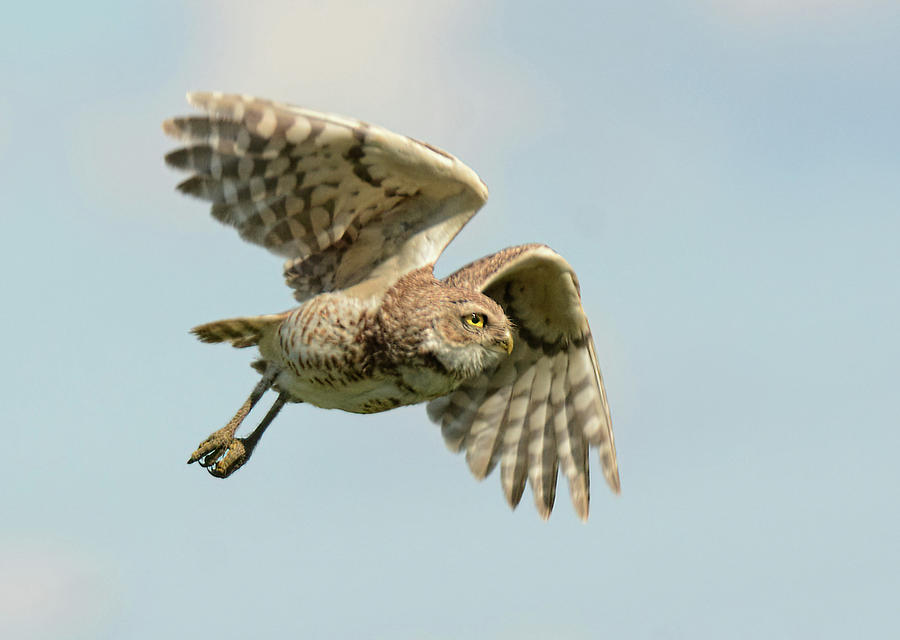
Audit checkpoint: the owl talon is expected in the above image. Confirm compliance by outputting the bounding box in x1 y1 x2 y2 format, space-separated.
187 429 232 466
198 447 226 468
205 439 249 478
186 371 278 471
187 391 290 479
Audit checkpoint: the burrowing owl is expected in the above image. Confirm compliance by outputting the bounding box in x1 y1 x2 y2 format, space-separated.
164 92 619 520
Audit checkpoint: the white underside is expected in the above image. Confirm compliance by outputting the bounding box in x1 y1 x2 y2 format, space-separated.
274 368 446 413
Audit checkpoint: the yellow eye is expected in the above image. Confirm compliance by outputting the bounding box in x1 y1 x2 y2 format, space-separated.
464 313 486 328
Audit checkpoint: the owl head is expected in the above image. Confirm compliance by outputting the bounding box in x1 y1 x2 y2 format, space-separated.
378 269 514 380
427 292 514 378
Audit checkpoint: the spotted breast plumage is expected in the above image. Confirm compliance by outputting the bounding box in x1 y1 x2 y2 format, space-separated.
164 92 619 520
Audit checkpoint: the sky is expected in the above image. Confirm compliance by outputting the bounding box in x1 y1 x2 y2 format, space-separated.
2 1 898 638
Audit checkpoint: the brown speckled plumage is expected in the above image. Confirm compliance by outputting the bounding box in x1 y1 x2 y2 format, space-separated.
165 92 619 520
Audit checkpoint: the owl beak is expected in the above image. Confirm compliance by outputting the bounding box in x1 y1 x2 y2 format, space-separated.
498 334 514 356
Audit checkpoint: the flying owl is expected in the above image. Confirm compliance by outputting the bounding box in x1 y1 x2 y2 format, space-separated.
163 92 619 520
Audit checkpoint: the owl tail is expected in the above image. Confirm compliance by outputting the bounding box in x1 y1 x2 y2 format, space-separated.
191 313 288 348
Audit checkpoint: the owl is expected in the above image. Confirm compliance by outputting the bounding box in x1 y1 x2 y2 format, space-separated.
163 92 619 520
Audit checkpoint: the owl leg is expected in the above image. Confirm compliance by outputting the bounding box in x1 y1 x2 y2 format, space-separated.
204 393 289 478
206 392 291 477
187 369 277 474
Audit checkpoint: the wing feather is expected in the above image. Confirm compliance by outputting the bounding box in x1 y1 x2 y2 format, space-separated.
561 343 592 520
586 340 620 492
429 386 482 453
499 364 537 508
427 244 620 519
463 362 516 479
525 354 557 520
164 92 488 301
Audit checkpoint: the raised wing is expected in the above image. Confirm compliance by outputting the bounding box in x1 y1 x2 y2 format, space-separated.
163 92 488 301
427 244 619 520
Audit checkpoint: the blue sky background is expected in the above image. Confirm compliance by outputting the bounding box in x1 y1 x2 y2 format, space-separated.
2 1 898 638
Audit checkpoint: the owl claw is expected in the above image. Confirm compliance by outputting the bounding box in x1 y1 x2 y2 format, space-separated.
187 430 230 465
197 449 221 467
205 439 249 478
187 391 289 479
187 431 249 477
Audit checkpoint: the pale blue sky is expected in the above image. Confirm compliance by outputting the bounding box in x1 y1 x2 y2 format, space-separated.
2 1 898 638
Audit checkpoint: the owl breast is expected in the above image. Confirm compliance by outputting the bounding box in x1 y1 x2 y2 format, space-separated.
258 293 457 414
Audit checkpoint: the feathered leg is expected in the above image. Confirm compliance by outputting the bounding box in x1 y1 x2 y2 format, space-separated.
188 369 280 477
212 393 290 477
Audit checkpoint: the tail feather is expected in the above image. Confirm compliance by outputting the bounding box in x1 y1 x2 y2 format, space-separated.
191 313 287 348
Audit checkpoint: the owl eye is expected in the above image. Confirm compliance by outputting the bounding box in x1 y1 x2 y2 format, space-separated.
464 313 486 328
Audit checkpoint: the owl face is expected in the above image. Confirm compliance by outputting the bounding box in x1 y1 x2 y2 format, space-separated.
429 293 514 378
375 268 514 381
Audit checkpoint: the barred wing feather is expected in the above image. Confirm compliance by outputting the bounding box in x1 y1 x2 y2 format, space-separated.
163 92 487 301
427 244 619 520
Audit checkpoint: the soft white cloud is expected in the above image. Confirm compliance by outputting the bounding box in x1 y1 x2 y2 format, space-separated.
184 0 538 143
0 540 119 640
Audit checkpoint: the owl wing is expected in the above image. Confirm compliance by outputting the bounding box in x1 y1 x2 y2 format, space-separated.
426 244 619 521
163 92 488 301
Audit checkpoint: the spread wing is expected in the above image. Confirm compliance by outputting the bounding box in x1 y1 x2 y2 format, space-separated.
163 92 488 301
427 244 619 521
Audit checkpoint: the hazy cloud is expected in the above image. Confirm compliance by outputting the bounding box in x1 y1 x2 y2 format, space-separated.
0 541 118 640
